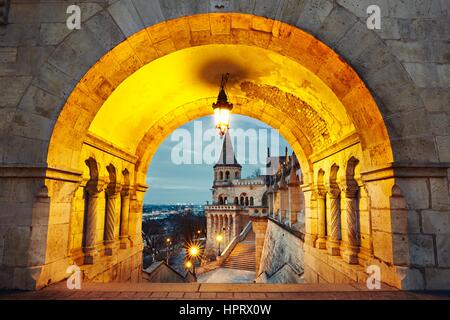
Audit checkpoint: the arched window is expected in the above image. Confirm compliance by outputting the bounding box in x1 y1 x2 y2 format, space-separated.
219 196 224 205
219 171 223 180
262 194 268 206
240 197 244 205
235 171 240 179
234 197 239 205
224 197 228 204
245 197 249 206
225 171 230 180
250 197 254 206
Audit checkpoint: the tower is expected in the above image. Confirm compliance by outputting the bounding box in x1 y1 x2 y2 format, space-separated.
213 131 241 204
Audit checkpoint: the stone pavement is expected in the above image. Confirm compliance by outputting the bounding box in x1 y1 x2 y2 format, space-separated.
1 282 449 300
198 268 256 283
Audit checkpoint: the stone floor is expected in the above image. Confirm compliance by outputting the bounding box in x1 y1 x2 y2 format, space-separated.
1 282 450 300
198 268 256 283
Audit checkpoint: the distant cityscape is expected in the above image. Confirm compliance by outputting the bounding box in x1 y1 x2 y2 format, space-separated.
143 204 205 221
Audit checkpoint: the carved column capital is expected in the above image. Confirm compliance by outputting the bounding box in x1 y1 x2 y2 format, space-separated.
326 183 340 199
106 184 122 198
315 186 327 199
121 186 131 197
86 179 105 196
340 182 359 198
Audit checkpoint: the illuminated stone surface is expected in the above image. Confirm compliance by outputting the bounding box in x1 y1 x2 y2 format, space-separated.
0 1 449 292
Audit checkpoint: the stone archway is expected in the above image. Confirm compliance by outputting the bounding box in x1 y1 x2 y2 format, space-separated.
44 13 394 290
1 2 449 292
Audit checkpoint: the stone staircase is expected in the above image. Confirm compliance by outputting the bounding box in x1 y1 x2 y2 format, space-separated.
222 230 256 271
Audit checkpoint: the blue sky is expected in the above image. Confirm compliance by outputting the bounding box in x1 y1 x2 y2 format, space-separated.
144 115 291 204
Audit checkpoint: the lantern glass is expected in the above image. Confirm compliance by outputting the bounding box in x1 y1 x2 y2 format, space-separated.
214 107 231 136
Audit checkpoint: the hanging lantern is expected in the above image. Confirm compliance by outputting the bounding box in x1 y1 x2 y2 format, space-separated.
212 73 233 137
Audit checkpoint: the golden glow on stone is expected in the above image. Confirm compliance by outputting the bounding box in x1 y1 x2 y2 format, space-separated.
88 44 354 154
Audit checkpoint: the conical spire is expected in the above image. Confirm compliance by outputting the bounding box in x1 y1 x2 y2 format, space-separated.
215 131 240 167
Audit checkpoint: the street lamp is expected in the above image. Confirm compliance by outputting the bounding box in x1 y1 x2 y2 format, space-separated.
212 73 233 137
216 233 223 256
186 243 201 278
166 237 172 264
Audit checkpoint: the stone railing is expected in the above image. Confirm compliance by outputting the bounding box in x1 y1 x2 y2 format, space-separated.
205 205 241 210
255 262 304 284
268 216 305 241
216 221 253 265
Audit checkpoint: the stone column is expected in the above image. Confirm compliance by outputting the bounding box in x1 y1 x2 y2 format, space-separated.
316 187 327 250
84 181 104 264
302 184 317 247
288 183 300 226
326 183 341 256
230 215 235 239
250 215 268 275
119 188 130 249
341 183 359 264
233 214 240 238
104 185 121 256
216 214 220 235
223 215 228 244
206 213 213 254
227 214 232 242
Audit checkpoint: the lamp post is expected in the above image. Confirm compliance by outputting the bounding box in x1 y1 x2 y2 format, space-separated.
187 244 201 278
212 73 233 137
216 233 223 257
166 237 172 264
185 260 193 273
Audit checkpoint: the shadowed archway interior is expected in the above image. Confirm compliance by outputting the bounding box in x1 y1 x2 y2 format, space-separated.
4 9 446 292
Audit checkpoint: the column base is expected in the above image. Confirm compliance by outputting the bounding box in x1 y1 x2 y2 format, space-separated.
104 241 115 256
304 234 317 247
343 247 359 264
83 247 97 265
316 238 327 250
120 236 129 249
327 240 340 256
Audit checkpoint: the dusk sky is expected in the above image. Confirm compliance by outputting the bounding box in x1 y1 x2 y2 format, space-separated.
144 115 291 204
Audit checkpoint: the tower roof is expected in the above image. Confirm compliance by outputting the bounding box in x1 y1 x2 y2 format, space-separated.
215 131 240 167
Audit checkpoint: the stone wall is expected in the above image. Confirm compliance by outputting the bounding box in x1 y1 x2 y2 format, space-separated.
0 132 145 289
0 0 449 290
0 1 448 168
213 181 267 207
257 219 304 283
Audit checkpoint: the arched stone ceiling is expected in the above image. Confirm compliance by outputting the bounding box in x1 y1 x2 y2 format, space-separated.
88 44 355 156
47 14 392 182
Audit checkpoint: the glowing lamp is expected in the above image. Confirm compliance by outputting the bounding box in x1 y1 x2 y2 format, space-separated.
216 234 223 242
185 261 193 269
188 245 200 258
212 73 233 137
